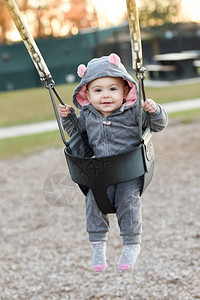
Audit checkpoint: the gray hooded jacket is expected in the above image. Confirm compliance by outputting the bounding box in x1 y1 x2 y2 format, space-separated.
61 54 168 157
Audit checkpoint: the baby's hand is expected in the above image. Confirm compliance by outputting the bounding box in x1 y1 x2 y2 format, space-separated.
143 99 157 114
59 104 71 118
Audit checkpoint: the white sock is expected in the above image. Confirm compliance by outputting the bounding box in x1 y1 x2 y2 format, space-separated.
91 241 107 272
118 244 140 271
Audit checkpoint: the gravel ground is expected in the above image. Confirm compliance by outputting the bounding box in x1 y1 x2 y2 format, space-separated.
0 121 200 300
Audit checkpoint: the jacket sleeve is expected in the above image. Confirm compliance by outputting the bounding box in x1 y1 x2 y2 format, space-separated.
142 104 168 132
61 107 86 137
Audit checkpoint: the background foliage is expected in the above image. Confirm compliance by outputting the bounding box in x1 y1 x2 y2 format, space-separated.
0 0 183 43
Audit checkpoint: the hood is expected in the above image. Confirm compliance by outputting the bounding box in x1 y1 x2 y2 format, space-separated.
72 53 138 109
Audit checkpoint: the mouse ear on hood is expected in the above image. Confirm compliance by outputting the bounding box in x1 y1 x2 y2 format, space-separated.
77 64 87 78
108 53 121 66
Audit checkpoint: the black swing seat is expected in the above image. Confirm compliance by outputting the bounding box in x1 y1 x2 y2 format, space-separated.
46 84 155 215
64 128 155 214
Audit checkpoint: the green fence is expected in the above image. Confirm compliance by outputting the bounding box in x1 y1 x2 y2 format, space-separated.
0 25 127 91
0 32 98 91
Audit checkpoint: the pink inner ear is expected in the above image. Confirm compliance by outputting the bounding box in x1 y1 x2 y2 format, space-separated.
109 53 120 66
77 64 87 77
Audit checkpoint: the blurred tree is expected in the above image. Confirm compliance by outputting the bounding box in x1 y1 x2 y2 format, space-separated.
139 0 181 27
0 0 98 43
0 0 12 42
64 0 98 35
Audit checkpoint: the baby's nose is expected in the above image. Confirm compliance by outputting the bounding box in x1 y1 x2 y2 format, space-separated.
102 90 110 97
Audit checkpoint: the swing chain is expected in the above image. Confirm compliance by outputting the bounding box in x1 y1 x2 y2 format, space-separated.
135 51 146 80
42 77 55 89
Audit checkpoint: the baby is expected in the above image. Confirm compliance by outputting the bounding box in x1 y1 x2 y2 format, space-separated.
59 53 168 271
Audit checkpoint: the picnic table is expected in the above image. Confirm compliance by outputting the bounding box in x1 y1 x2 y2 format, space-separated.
147 52 200 80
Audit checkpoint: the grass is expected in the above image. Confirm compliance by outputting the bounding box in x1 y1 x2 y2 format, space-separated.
1 108 199 160
0 130 64 160
0 81 200 160
145 82 200 103
167 108 200 124
0 81 200 127
0 83 77 127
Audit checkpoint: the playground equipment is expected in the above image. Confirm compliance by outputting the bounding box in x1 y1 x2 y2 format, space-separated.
4 0 155 214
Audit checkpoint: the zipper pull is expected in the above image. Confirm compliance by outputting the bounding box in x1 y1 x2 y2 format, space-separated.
103 120 111 125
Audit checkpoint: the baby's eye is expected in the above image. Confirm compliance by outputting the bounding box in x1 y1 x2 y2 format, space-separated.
95 88 102 92
110 87 117 91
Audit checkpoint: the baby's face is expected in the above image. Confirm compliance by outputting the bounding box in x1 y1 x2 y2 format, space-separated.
86 77 129 117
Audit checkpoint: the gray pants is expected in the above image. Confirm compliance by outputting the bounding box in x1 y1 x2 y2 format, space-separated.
85 176 143 245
